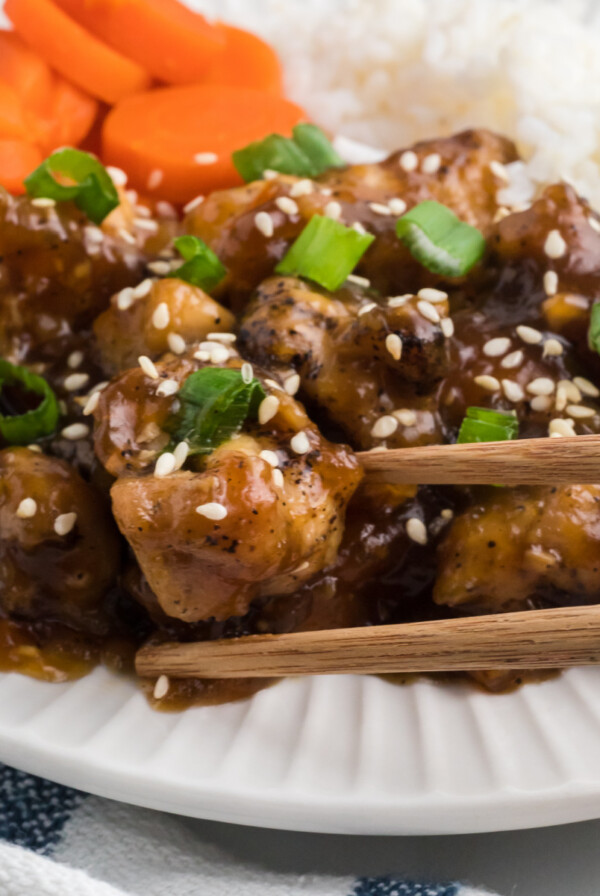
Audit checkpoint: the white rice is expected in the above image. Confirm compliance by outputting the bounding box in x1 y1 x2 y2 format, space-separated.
189 0 600 207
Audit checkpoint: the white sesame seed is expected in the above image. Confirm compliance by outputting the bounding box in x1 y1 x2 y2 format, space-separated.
573 376 600 398
489 160 509 183
196 502 228 520
61 423 89 440
385 333 402 361
501 349 524 369
194 350 211 362
133 278 153 299
264 378 284 391
258 395 280 424
558 380 582 403
254 211 274 237
371 415 398 439
483 337 511 357
64 372 89 392
526 377 555 396
138 355 159 379
549 418 576 437
421 152 441 174
351 221 367 235
474 375 500 392
106 165 127 187
406 517 427 545
241 362 254 384
147 260 171 275
155 452 176 478
31 197 56 209
209 345 230 364
272 468 284 489
116 287 135 310
134 217 159 233
125 189 138 204
369 202 392 216
156 378 179 397
16 498 37 519
544 229 567 260
275 196 299 216
502 379 524 402
153 675 170 699
399 150 418 172
346 273 371 288
156 200 177 218
393 409 417 426
290 431 310 454
531 395 552 412
550 432 564 438
151 302 170 330
542 338 563 357
194 152 218 165
167 333 186 355
417 300 440 324
357 302 377 316
89 381 109 395
516 325 543 345
388 198 407 216
290 179 314 197
440 508 454 520
284 373 300 395
119 227 136 245
589 216 600 234
183 195 205 214
417 287 448 303
543 270 558 297
83 391 100 416
320 187 333 196
54 512 77 536
262 168 279 180
259 449 279 467
324 201 342 221
388 294 412 307
493 206 511 223
207 332 236 343
567 404 596 419
67 350 83 369
440 317 455 338
146 169 163 190
173 441 189 470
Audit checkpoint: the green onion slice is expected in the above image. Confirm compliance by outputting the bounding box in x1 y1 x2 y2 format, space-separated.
168 367 266 455
457 406 519 444
168 235 227 293
588 303 600 355
275 215 374 291
396 200 486 277
0 359 60 445
24 148 120 225
232 123 345 182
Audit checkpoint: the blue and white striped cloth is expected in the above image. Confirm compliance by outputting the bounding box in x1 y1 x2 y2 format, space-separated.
0 764 500 896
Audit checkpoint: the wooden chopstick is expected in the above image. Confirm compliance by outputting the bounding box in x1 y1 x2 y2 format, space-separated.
136 605 600 679
358 433 600 485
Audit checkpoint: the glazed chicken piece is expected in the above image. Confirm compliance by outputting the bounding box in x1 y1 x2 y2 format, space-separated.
240 275 449 450
94 353 362 621
434 484 600 614
0 447 120 634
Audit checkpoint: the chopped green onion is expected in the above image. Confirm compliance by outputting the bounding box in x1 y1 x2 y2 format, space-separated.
232 123 345 182
588 303 600 355
457 406 519 444
168 367 266 455
0 359 59 445
24 148 120 225
168 235 227 293
275 215 374 291
396 200 486 277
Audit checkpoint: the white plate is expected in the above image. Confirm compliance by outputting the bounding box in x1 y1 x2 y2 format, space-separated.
2 665 600 834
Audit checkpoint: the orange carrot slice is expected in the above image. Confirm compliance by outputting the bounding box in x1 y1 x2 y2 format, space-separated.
33 76 99 155
0 32 54 109
203 24 283 95
4 0 152 104
0 83 29 140
52 0 226 85
102 84 306 204
0 139 42 194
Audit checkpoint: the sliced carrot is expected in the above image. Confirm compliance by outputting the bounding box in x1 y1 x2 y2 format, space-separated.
4 0 152 104
0 32 54 109
102 84 306 204
52 0 226 85
32 76 99 155
0 84 29 141
203 24 283 95
0 139 42 194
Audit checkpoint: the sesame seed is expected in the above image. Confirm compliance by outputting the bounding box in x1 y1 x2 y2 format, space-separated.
194 350 210 362
417 287 448 303
388 198 407 215
489 160 509 183
119 228 136 246
16 498 37 519
290 179 314 197
290 431 310 454
83 391 100 416
125 189 138 204
351 221 367 235
388 294 412 307
549 418 576 437
393 409 417 426
153 675 170 700
194 152 218 165
196 502 228 520
440 508 454 520
167 333 186 355
544 229 567 259
493 206 511 223
207 332 236 343
421 152 441 174
406 517 427 545
516 325 543 345
399 150 418 172
371 415 398 439
320 187 333 196
116 287 135 310
483 337 511 357
501 379 524 402
369 202 392 215
474 375 500 392
284 373 300 395
67 350 83 369
89 381 109 395
147 260 171 275
264 378 283 391
262 169 279 180
27 444 42 454
54 512 77 536
324 201 342 221
558 379 582 403
183 195 205 214
573 376 600 398
417 300 440 324
138 355 159 379
567 404 596 419
241 362 254 384
440 318 455 338
531 395 552 412
589 216 600 234
146 169 163 190
542 338 563 357
385 333 402 361
133 278 153 299
151 302 170 330
64 372 89 392
272 468 284 488
275 196 299 216
254 211 274 237
156 201 177 218
106 166 127 187
526 377 555 396
346 273 371 288
209 345 230 364
156 378 179 397
259 449 279 467
358 302 377 316
155 452 176 478
61 422 89 440
134 217 159 233
501 349 524 369
543 270 558 297
258 395 279 424
31 197 56 209
173 441 189 470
